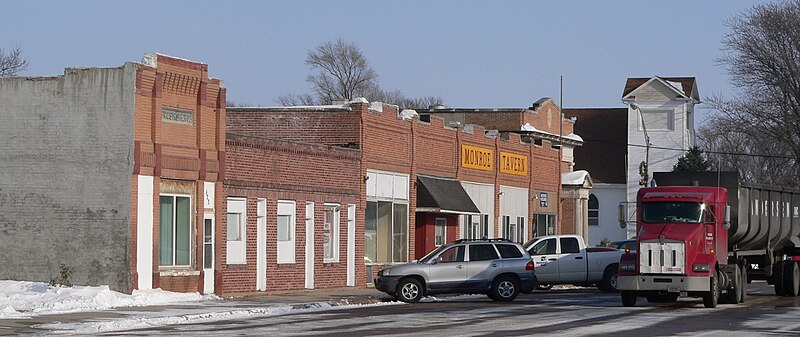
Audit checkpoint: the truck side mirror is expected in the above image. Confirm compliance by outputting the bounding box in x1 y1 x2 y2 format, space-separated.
618 204 627 229
723 205 731 230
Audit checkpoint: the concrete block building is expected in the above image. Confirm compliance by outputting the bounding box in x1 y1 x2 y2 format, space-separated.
0 54 226 293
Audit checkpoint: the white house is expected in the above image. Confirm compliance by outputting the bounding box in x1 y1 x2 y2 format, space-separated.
565 76 700 245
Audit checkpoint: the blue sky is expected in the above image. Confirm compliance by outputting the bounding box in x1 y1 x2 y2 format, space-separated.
1 1 772 123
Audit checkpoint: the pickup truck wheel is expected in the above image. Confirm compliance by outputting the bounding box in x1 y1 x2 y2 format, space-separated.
598 264 619 293
491 276 520 302
621 291 636 307
395 278 423 303
703 275 720 308
536 284 553 291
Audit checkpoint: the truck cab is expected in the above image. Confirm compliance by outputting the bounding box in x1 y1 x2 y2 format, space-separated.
617 186 739 308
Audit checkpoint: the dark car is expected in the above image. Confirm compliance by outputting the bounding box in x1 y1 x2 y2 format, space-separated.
374 239 538 303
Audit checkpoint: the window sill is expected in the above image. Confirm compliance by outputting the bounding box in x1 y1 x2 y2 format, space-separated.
159 270 200 277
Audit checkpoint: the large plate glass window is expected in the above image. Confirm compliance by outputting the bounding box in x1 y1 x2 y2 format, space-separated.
159 195 191 266
365 170 409 264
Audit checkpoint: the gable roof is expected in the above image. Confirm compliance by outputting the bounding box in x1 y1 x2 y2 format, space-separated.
622 76 697 101
562 108 627 184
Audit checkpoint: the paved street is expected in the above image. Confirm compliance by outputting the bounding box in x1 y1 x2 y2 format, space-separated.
6 281 798 336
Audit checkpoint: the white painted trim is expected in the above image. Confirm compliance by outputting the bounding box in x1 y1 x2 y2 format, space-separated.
346 204 356 287
277 200 296 264
202 212 215 294
226 198 247 265
136 175 154 290
256 198 267 291
305 202 315 289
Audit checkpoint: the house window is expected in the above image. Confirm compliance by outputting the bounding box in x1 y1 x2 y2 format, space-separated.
324 204 340 262
434 218 447 246
639 109 673 131
534 213 557 237
159 195 191 266
465 214 489 239
277 201 296 264
589 194 599 226
226 198 246 264
365 201 408 263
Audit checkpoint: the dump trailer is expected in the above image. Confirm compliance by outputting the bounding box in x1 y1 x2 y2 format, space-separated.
617 171 800 308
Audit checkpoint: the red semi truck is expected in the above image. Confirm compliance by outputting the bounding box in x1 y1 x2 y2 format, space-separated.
617 172 800 308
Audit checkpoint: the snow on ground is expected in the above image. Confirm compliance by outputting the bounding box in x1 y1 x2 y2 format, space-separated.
0 280 216 319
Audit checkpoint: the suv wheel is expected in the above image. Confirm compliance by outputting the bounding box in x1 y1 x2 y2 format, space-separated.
396 278 423 303
490 275 520 302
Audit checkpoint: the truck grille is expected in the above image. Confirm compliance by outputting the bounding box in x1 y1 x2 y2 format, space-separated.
640 241 685 274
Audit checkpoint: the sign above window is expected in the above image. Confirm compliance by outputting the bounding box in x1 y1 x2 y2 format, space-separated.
500 152 527 176
162 106 194 125
461 145 493 171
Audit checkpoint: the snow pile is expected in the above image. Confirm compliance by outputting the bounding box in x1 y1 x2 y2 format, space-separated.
0 280 214 319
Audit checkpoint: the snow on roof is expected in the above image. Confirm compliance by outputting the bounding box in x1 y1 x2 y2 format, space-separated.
565 133 583 142
521 123 539 132
351 97 368 104
665 80 686 96
234 104 351 111
400 109 418 120
562 170 590 185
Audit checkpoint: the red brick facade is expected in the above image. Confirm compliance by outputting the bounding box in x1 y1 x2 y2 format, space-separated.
222 134 361 295
131 54 226 293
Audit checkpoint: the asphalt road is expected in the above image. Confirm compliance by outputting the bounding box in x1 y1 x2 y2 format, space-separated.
67 281 800 337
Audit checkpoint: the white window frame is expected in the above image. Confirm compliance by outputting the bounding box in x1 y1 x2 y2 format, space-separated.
226 198 247 265
159 193 193 267
323 203 340 263
365 170 409 264
435 218 447 246
277 200 297 264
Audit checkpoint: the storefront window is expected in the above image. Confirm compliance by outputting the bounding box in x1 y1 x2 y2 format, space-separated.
159 195 191 266
365 200 408 263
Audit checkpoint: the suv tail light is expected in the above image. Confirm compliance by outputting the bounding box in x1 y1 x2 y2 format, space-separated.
526 261 535 271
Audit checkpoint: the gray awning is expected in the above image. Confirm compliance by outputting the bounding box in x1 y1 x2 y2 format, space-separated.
416 174 480 214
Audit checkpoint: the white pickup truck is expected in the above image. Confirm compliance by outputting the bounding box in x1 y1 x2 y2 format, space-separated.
524 235 623 292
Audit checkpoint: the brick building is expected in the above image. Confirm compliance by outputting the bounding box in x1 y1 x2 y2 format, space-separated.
0 54 226 293
228 97 584 287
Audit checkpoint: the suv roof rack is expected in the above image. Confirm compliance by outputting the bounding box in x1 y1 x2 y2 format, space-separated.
452 238 513 243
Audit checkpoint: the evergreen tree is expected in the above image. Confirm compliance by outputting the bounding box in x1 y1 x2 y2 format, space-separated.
673 146 711 172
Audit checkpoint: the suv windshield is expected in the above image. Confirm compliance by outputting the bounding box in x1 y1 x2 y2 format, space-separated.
642 202 703 223
419 245 448 263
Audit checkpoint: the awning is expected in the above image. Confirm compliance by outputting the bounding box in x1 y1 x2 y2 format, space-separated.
416 174 480 215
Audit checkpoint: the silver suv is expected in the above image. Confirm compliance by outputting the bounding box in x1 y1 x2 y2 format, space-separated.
374 239 537 303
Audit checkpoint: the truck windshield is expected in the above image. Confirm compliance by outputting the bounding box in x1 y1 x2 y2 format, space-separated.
642 202 703 223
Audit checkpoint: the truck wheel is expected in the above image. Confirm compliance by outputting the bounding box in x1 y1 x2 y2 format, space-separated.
598 264 619 293
395 278 423 303
740 265 747 303
703 276 720 308
774 261 786 296
536 284 553 291
783 261 800 297
621 291 636 307
490 275 520 302
722 265 743 304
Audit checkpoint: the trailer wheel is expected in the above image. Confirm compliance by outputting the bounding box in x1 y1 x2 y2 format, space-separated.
783 261 800 297
774 261 786 296
621 291 636 307
703 275 719 308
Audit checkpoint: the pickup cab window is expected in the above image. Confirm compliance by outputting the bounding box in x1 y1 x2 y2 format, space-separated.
529 238 557 255
642 202 703 223
560 238 580 253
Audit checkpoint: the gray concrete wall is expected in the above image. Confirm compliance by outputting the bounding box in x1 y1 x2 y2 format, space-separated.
0 63 136 292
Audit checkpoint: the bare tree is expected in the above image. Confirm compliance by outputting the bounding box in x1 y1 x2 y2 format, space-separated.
0 47 28 77
305 39 378 104
701 1 800 186
278 39 444 108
